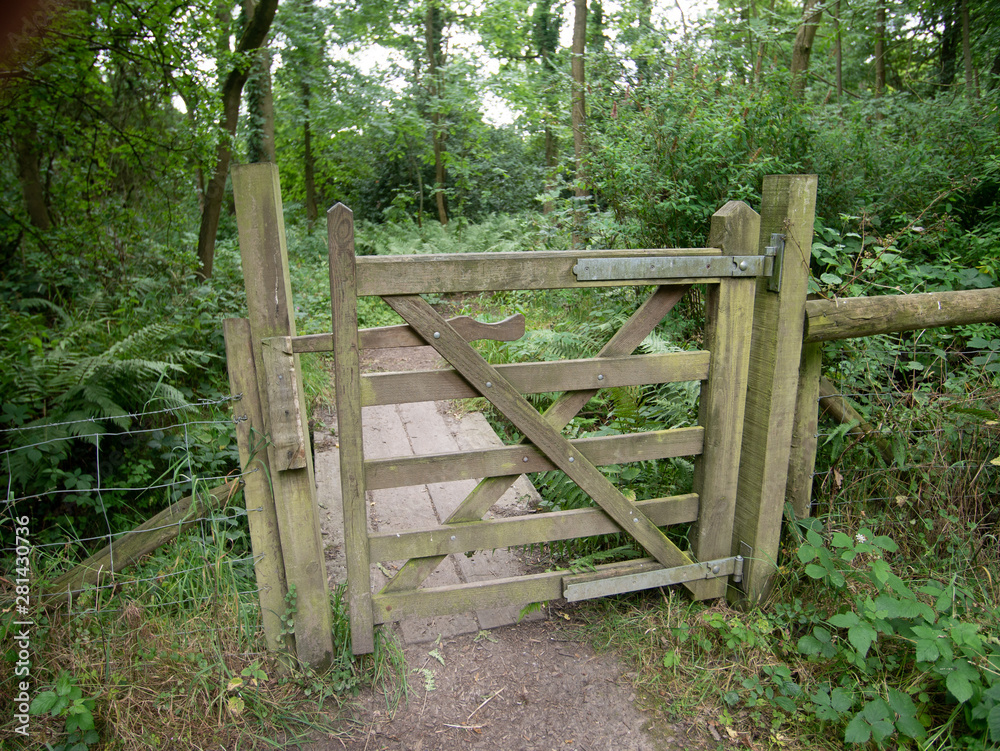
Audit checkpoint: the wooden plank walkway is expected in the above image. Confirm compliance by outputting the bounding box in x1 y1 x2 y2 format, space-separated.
314 398 544 644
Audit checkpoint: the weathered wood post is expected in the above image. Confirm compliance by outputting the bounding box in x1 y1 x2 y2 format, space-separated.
327 203 376 655
224 318 293 658
786 342 823 519
729 174 817 606
232 163 334 669
689 200 760 600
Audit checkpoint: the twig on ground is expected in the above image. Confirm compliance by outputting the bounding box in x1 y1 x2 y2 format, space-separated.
467 687 505 722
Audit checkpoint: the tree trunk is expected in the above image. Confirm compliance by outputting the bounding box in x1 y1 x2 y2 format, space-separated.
874 0 886 97
246 48 277 163
533 1 560 214
790 0 824 99
14 121 53 230
571 0 587 247
961 0 976 99
425 0 448 226
940 0 958 88
196 0 279 278
543 125 557 214
834 0 843 100
302 81 318 225
753 0 776 84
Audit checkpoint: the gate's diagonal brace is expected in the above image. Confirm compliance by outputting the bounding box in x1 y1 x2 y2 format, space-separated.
382 294 696 575
380 285 689 594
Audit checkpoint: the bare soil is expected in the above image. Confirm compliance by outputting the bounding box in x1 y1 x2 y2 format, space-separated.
306 616 719 751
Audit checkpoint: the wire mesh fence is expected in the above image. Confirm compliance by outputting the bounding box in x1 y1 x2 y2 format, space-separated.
0 394 282 748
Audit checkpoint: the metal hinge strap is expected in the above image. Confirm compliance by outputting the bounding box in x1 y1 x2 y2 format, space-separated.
573 255 768 282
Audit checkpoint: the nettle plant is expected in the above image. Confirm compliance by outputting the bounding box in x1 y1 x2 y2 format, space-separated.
795 520 1000 746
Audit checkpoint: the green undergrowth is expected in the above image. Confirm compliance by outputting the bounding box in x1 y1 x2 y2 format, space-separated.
1 512 404 750
568 371 1000 749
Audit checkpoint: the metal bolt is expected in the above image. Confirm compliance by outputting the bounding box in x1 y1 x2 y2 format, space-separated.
486 381 493 388
597 374 604 381
433 331 441 339
568 456 575 463
451 535 456 541
633 518 639 523
739 260 748 270
712 565 721 574
523 456 529 463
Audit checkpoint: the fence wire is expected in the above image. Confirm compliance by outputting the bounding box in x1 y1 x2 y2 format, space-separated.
0 395 279 740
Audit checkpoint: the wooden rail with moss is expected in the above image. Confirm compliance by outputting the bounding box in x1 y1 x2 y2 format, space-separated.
43 482 241 606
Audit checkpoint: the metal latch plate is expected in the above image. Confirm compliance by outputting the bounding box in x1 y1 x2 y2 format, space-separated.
563 555 744 602
573 255 766 282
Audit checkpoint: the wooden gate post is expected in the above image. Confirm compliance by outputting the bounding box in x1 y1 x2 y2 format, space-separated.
786 342 823 519
232 163 334 670
728 174 817 606
223 318 293 659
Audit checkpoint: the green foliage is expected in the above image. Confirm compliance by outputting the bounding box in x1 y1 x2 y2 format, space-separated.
587 66 806 248
30 671 99 750
794 518 1000 746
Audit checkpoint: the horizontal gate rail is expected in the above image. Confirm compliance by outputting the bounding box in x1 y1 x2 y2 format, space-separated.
563 555 744 601
289 313 527 353
359 350 709 406
356 248 734 295
368 493 700 561
365 426 704 490
370 554 742 624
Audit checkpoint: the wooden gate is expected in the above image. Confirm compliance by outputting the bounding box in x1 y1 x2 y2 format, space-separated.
228 165 817 665
326 206 777 655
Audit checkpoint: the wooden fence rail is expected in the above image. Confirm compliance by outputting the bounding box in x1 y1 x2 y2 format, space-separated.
787 286 1000 521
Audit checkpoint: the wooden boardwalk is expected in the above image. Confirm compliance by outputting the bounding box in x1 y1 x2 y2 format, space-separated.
314 398 544 644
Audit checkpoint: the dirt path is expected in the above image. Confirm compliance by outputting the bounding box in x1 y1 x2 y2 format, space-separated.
305 617 715 751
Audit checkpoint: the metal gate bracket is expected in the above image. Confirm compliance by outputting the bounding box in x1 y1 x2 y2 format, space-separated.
573 255 766 282
563 556 743 602
765 234 786 292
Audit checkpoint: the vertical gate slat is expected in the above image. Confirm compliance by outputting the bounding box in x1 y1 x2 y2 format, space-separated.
223 318 291 658
787 342 824 519
690 202 761 600
328 203 375 655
